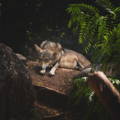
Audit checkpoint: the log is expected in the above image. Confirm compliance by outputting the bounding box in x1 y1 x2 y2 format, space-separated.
87 71 120 120
27 60 81 108
27 60 91 95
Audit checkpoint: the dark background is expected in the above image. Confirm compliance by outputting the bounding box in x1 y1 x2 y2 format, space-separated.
0 0 120 52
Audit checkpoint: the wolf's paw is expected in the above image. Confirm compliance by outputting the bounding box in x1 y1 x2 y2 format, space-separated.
49 71 55 76
40 70 46 75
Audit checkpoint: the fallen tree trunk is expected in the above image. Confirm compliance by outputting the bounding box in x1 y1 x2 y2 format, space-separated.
27 60 120 119
87 71 120 120
28 65 80 109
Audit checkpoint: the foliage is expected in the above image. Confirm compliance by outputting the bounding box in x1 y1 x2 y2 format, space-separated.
109 77 120 90
70 76 120 120
66 0 120 65
70 77 94 104
67 1 120 119
88 23 120 66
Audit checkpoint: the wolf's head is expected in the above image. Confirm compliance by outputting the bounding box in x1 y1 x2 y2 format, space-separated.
34 43 63 74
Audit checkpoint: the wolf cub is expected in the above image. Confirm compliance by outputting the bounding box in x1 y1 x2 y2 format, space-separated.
34 40 91 75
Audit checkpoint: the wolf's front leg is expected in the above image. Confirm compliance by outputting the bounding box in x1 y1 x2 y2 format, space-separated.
40 64 48 75
40 69 46 74
49 63 59 76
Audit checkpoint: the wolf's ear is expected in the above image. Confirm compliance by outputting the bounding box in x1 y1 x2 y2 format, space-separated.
34 44 43 52
57 43 63 50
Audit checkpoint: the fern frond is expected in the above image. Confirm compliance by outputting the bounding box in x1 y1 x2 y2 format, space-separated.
96 0 113 9
67 2 120 65
67 4 100 16
114 7 120 14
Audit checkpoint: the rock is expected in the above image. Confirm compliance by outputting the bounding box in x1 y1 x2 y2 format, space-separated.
0 43 35 120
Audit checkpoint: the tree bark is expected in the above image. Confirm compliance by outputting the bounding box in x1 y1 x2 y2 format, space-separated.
87 71 120 120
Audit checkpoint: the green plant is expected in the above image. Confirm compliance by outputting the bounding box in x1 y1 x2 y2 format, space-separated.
96 24 120 64
67 4 101 54
70 77 114 120
67 1 120 119
109 77 120 90
66 1 120 65
70 77 94 104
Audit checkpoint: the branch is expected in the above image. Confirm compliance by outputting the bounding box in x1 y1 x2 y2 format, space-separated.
87 71 120 120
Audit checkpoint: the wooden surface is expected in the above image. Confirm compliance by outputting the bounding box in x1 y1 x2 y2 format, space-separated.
30 67 81 95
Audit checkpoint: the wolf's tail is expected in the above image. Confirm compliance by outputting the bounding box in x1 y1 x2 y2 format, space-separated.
77 64 102 77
